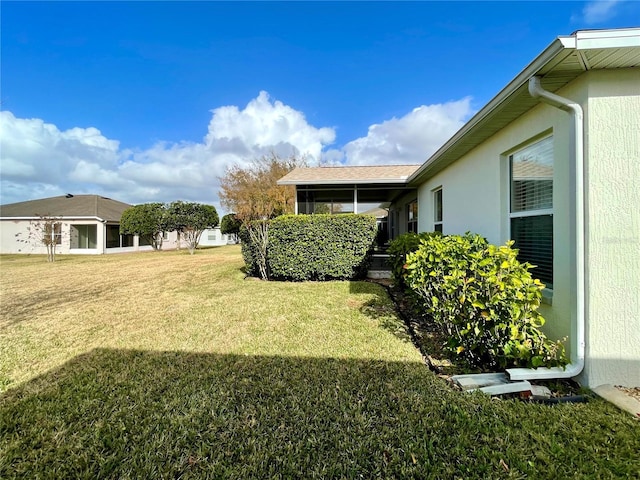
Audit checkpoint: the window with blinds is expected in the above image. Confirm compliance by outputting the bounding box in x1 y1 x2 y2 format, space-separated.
509 136 553 289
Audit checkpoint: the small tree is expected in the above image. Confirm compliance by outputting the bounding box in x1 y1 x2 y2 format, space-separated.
18 215 65 262
166 201 219 255
220 213 242 243
218 153 303 279
120 203 167 250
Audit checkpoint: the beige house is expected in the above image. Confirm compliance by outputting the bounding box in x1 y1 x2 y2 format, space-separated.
0 194 152 254
279 28 640 388
0 194 232 254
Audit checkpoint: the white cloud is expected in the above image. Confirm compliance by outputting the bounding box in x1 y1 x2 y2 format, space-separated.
0 93 337 210
205 91 336 162
0 111 122 185
573 0 621 24
339 98 473 166
0 93 475 211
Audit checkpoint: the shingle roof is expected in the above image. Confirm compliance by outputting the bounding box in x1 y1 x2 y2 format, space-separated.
0 195 132 222
278 165 420 185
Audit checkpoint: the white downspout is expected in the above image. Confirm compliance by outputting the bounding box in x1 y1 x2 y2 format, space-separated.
507 76 585 381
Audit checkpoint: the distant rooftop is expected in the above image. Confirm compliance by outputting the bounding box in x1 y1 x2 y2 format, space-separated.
0 194 132 222
278 165 420 186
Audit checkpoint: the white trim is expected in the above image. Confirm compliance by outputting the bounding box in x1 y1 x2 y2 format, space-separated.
433 187 443 232
408 28 640 186
279 178 412 186
1 216 106 222
508 209 553 219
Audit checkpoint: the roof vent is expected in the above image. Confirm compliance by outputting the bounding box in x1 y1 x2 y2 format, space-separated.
65 193 74 198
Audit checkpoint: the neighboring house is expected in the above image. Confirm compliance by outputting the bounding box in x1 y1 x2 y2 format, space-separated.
278 28 640 388
0 194 232 254
198 227 236 246
0 194 154 254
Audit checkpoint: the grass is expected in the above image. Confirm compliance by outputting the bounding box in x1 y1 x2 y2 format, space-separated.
1 247 639 478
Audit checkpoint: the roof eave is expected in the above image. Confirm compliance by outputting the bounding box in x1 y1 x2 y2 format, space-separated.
0 216 107 222
408 37 572 185
278 178 411 186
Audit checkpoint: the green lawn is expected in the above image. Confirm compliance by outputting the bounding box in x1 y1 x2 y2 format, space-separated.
1 247 638 478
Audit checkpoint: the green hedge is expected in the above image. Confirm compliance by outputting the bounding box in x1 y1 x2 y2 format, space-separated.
238 223 259 276
267 214 377 281
404 233 567 370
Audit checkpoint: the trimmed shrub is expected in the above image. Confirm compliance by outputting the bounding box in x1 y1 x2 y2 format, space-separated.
405 233 567 370
267 214 377 281
387 231 441 288
238 223 260 276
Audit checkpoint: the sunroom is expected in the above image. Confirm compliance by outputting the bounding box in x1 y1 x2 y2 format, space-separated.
278 165 420 246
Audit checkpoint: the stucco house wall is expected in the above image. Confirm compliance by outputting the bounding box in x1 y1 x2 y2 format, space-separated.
414 67 639 387
0 218 156 255
197 227 234 247
582 68 640 387
416 93 573 353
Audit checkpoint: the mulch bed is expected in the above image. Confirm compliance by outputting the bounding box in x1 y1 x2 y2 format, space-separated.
373 279 584 399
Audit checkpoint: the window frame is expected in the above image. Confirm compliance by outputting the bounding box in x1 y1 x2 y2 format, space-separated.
433 187 443 233
508 135 554 290
407 200 418 233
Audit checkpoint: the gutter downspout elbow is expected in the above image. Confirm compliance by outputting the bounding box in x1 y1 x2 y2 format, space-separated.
507 76 585 381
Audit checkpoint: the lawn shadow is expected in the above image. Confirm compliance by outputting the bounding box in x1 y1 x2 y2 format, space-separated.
2 349 639 479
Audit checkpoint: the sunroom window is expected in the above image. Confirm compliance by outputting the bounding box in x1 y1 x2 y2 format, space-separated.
510 136 553 289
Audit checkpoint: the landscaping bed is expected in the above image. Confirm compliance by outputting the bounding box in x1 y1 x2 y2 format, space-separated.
380 280 585 400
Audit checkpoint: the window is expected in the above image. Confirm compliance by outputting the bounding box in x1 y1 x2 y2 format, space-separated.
509 136 553 288
208 233 217 241
296 188 354 214
44 222 62 245
407 201 418 233
71 224 97 249
433 188 443 233
106 225 134 248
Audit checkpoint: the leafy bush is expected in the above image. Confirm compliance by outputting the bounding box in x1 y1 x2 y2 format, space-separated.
267 214 377 281
120 203 168 250
238 222 261 277
220 213 241 243
404 233 567 370
387 231 441 288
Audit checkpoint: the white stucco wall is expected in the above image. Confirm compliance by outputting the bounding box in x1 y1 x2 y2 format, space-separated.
0 220 33 254
0 219 153 255
198 227 234 247
0 219 104 255
416 99 575 351
582 69 640 387
415 69 639 387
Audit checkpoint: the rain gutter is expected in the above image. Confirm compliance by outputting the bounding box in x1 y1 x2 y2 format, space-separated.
507 76 585 381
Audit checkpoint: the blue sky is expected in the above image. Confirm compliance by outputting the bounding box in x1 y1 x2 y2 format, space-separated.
1 1 638 212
